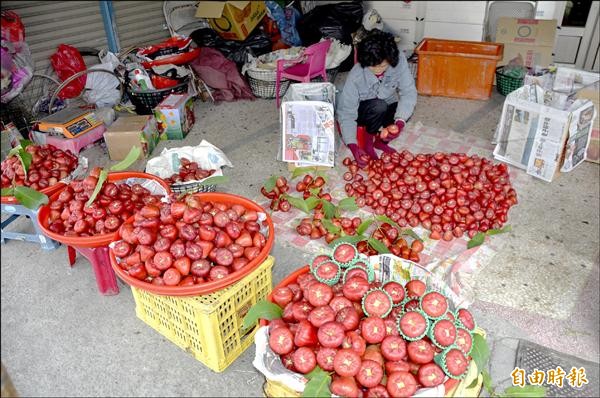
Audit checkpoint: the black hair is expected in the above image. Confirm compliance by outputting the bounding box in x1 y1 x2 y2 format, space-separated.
357 29 399 68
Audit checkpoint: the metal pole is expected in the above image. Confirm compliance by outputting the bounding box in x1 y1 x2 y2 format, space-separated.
99 0 120 53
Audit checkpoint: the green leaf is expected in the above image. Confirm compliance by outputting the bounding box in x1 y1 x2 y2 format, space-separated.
467 232 486 249
302 366 332 398
481 369 494 394
19 139 34 149
322 218 341 234
263 175 277 192
85 169 108 208
486 225 512 236
13 186 48 210
197 175 229 186
1 187 15 196
401 228 423 242
320 199 336 219
110 146 141 171
315 170 329 181
337 197 358 212
18 148 32 176
292 166 315 180
329 235 365 247
467 375 480 389
357 219 375 235
305 196 321 211
470 334 490 371
305 366 326 380
7 147 21 158
368 238 390 254
286 195 310 214
375 215 401 231
242 300 283 331
309 187 322 196
501 386 546 398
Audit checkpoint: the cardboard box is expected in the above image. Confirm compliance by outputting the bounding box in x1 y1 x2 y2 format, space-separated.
103 115 159 161
496 18 557 68
154 93 195 140
493 85 596 182
195 1 266 41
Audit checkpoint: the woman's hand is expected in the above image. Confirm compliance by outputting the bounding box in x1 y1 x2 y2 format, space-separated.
380 119 404 141
387 119 405 139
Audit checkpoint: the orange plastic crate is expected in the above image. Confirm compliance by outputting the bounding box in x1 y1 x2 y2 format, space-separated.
415 38 503 100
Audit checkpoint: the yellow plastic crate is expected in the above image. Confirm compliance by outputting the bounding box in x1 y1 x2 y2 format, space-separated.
131 256 274 372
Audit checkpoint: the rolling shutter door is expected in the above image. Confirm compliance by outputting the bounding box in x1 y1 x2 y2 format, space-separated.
1 1 107 77
1 1 108 127
112 1 170 50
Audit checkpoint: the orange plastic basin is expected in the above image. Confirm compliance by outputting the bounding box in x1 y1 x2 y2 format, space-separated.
415 38 504 100
109 192 275 296
37 171 171 248
1 182 67 205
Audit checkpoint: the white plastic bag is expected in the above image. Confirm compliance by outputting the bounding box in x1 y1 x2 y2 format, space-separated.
362 8 384 31
1 41 33 103
82 63 121 107
324 37 351 70
282 82 336 105
145 140 233 184
242 47 304 79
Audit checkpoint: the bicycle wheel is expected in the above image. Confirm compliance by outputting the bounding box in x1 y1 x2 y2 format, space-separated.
49 68 124 114
1 73 61 137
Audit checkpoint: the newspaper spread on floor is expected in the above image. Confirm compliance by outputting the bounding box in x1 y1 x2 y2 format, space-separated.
257 122 532 301
281 101 335 167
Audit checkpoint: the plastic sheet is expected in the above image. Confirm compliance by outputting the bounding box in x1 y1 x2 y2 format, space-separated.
1 42 33 103
265 1 302 47
296 2 363 46
115 176 169 199
254 121 522 303
191 28 273 68
282 82 336 105
144 140 233 185
325 38 351 70
242 47 303 80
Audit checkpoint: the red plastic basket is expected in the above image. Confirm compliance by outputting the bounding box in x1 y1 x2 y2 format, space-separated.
1 182 66 205
109 192 275 296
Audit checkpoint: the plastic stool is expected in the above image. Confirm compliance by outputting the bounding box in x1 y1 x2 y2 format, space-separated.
67 245 120 296
1 202 60 250
31 124 106 155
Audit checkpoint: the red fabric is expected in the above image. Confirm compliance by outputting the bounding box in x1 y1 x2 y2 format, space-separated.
190 47 254 102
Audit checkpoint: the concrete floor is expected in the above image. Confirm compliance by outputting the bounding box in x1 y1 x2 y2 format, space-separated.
1 74 599 396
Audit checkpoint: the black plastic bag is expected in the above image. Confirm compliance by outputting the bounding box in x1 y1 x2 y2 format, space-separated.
191 28 272 69
191 28 223 48
296 2 363 46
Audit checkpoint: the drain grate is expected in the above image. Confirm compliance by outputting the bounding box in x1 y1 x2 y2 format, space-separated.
515 340 599 397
